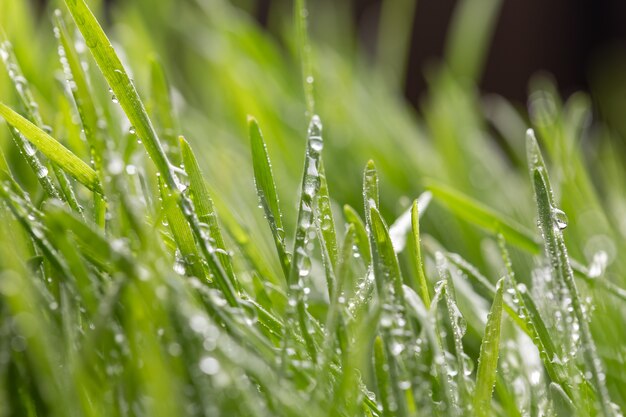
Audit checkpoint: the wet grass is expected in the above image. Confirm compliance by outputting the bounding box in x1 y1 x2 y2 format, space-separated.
0 0 625 416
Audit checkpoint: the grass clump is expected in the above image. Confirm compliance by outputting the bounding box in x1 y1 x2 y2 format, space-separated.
0 0 624 416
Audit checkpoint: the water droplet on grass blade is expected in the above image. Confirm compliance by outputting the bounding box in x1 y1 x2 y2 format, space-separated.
552 207 568 230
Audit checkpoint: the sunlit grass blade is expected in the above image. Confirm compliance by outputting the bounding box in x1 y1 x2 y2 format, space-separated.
248 117 290 278
427 181 540 253
0 103 100 193
474 277 504 417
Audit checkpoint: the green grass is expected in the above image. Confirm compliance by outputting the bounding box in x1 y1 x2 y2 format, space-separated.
0 0 625 416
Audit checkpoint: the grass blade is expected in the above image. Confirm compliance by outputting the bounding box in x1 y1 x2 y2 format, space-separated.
343 204 371 265
180 136 235 285
528 129 613 416
411 199 431 309
474 278 504 417
248 117 290 278
63 0 174 188
0 103 100 192
158 177 206 280
427 181 540 253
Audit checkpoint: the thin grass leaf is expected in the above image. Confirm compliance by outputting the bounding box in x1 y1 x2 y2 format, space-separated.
427 181 540 253
159 177 206 280
550 382 576 417
411 199 431 309
317 162 338 270
370 206 404 300
150 56 178 151
363 160 379 228
474 278 504 417
286 114 325 363
0 103 101 192
528 129 613 416
180 136 235 285
373 336 393 417
248 117 290 278
344 204 371 265
63 0 175 188
54 9 107 225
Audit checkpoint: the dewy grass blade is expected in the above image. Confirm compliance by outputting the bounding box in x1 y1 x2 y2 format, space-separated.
54 9 107 225
411 199 431 309
370 206 404 301
474 278 504 417
0 40 61 199
286 114 325 362
0 103 101 193
316 162 338 270
343 204 371 265
2 35 82 213
159 177 206 280
180 136 235 285
63 0 174 188
528 129 613 417
427 181 540 254
249 117 290 279
437 253 471 404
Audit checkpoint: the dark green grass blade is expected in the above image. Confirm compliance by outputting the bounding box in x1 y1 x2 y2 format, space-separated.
474 278 504 417
248 117 290 278
427 181 540 253
0 103 100 192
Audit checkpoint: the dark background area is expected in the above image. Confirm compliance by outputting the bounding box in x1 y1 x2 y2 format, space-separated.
33 0 626 106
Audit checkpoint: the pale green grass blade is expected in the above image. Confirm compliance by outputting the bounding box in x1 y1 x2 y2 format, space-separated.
0 103 100 192
427 181 540 253
474 278 504 417
248 117 290 278
411 199 431 309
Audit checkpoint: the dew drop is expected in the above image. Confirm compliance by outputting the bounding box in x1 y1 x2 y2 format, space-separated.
552 207 568 230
